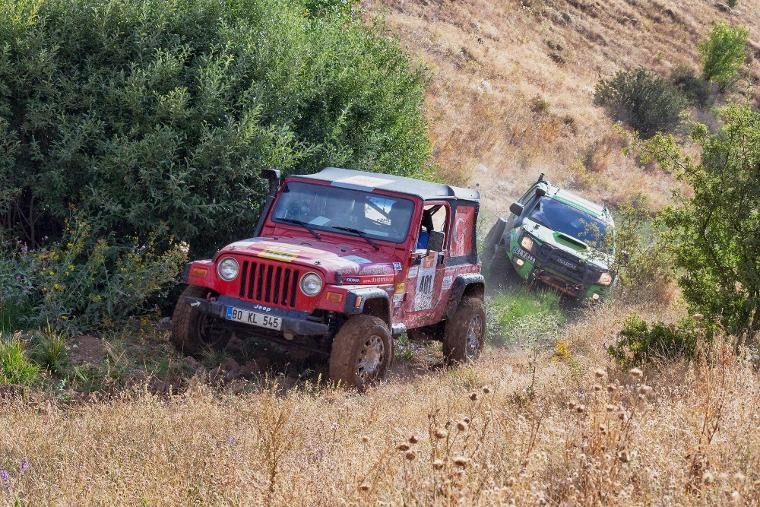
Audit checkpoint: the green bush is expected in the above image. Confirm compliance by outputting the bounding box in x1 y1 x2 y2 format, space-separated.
1 218 187 333
640 107 760 343
699 22 749 87
670 65 710 107
0 0 430 259
608 315 711 368
0 334 41 385
611 195 675 302
594 68 687 138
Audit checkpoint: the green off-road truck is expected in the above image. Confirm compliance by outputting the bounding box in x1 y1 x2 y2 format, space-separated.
485 174 617 300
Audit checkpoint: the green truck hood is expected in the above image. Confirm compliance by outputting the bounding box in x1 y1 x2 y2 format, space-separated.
522 218 612 270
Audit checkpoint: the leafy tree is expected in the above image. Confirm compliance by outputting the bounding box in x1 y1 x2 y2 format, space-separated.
0 0 430 258
698 22 749 88
594 68 687 139
641 106 760 343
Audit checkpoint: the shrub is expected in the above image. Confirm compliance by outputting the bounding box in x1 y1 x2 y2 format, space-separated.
0 0 430 260
1 218 187 333
0 335 41 386
698 22 749 88
29 327 68 376
594 68 687 138
639 106 760 344
611 195 675 303
670 65 710 107
608 314 711 368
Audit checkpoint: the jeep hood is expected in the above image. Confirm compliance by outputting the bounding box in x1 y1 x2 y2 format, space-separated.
220 237 398 278
522 218 612 270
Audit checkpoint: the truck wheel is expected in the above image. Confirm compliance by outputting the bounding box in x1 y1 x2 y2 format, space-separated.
329 315 392 390
443 297 486 365
171 286 230 356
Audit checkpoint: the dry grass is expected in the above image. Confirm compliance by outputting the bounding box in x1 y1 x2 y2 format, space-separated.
364 0 760 211
2 303 759 505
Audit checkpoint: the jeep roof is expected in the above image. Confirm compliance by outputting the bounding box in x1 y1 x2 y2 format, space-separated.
300 167 480 203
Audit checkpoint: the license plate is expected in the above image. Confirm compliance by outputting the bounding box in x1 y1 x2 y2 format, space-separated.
225 307 282 331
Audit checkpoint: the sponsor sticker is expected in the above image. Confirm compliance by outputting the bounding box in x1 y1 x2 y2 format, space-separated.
393 262 402 271
407 266 419 278
512 246 535 264
442 275 454 290
258 248 299 263
342 255 372 264
413 254 437 311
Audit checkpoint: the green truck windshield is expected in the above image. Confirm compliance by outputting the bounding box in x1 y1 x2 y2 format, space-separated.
528 197 609 249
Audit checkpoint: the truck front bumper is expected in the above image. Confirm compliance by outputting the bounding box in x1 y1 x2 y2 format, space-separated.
180 294 330 337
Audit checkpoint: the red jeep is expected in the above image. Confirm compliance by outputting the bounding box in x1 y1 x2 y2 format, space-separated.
172 168 485 389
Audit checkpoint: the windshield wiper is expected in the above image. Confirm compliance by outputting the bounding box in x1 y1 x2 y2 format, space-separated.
278 218 321 240
331 226 380 250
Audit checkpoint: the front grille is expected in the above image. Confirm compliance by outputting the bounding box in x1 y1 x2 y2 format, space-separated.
238 260 301 308
538 244 586 282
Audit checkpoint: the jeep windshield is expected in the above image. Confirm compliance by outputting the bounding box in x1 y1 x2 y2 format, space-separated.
271 181 414 244
527 197 610 250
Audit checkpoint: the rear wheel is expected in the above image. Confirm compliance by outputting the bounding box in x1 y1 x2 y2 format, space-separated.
171 286 230 355
329 315 392 390
443 297 486 364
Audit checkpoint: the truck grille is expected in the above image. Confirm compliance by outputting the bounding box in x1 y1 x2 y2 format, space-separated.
238 260 301 308
537 244 586 282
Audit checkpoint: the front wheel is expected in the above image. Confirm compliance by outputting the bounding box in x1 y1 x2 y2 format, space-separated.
171 285 230 356
443 297 486 365
329 315 392 390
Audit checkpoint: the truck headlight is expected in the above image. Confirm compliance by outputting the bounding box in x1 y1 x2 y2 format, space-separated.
300 272 323 296
217 257 240 281
597 271 613 286
520 235 534 252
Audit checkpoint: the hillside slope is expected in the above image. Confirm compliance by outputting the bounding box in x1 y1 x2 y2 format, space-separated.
365 0 760 212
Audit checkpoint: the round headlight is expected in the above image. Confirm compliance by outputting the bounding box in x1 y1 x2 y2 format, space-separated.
299 272 323 296
520 235 534 252
217 257 240 281
597 271 613 286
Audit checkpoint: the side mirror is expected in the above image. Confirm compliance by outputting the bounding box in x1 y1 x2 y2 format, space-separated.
535 187 546 197
261 168 281 195
509 202 524 216
427 231 445 252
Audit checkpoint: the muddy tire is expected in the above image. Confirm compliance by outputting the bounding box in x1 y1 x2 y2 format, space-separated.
329 315 392 390
171 285 230 356
443 296 486 365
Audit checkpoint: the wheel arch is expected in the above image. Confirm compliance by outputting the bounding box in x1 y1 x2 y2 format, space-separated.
344 288 391 327
445 274 485 319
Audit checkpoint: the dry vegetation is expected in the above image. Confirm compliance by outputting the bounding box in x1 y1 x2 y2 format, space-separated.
364 0 760 212
1 303 759 504
2 1 760 505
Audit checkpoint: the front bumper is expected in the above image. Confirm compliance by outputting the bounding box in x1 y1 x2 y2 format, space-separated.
510 244 612 299
181 294 330 337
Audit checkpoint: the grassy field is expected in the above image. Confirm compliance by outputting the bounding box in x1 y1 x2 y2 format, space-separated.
2 300 759 504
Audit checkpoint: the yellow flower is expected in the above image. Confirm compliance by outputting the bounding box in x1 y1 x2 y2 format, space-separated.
48 270 55 276
53 283 62 291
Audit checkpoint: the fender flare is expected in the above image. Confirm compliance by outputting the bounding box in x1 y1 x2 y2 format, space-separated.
445 274 485 319
344 287 391 325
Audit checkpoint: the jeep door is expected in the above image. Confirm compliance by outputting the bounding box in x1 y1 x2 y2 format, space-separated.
403 202 450 328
